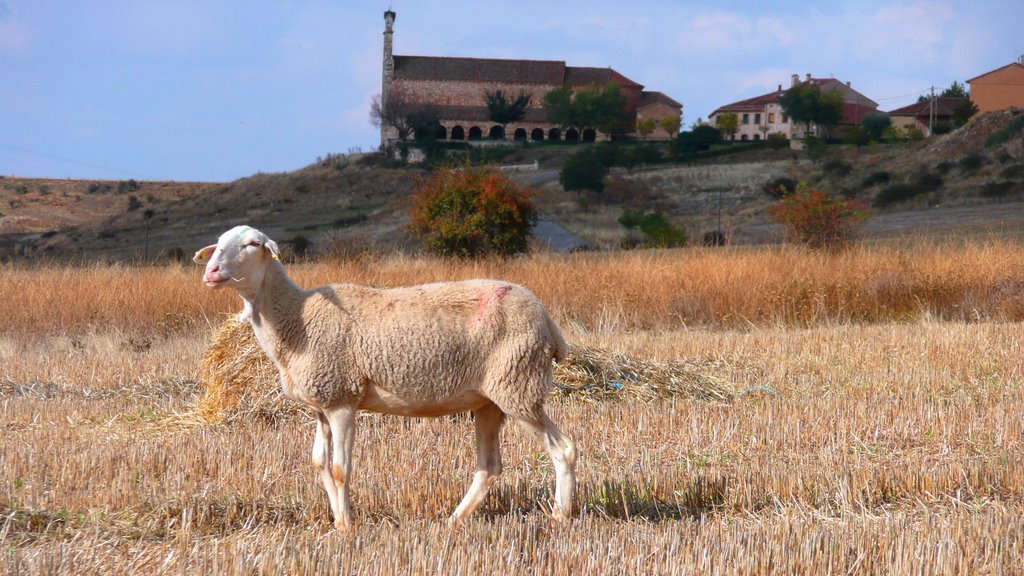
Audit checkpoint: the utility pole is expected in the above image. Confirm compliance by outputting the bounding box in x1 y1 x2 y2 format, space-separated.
929 86 935 137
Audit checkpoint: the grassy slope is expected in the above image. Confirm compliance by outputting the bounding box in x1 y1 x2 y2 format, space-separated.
1 111 1022 260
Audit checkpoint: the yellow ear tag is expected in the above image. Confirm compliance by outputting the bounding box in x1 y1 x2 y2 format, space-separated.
271 253 279 260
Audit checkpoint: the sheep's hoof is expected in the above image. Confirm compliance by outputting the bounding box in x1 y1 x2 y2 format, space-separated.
446 514 465 530
334 519 354 533
551 507 571 523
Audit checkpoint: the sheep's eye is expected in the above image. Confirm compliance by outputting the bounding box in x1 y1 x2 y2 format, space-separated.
244 241 261 249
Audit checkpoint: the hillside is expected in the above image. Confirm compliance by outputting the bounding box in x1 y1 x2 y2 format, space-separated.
2 110 1022 261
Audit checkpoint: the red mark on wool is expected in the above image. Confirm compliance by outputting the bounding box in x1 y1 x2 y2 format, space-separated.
475 286 512 324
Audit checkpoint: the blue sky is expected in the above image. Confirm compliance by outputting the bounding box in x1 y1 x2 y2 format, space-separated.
1 0 1021 182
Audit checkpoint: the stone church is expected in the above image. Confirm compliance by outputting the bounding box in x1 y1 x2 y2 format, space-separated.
379 10 682 147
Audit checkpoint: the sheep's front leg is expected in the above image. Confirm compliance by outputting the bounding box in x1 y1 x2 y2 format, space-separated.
450 402 506 527
325 406 357 530
313 413 340 521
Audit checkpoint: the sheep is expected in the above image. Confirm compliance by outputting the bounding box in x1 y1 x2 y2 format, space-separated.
194 225 577 529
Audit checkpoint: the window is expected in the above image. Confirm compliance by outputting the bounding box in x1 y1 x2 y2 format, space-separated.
755 113 761 125
768 112 775 123
782 114 789 124
742 113 749 124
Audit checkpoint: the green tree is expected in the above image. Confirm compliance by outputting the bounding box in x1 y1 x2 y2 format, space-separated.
618 210 687 248
952 99 979 127
409 163 537 258
560 150 609 196
862 113 892 141
484 89 531 132
715 113 739 141
541 84 573 127
942 81 968 99
779 85 844 137
541 82 630 137
691 124 721 150
636 118 656 140
659 115 681 138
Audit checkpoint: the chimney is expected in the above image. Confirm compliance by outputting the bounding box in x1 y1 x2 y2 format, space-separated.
791 74 799 87
805 73 811 82
846 81 851 87
777 84 782 92
1019 54 1024 64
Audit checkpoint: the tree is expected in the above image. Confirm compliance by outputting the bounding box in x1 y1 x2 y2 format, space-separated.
636 118 656 140
409 163 537 258
485 89 531 132
769 183 869 249
560 150 609 196
541 84 574 128
942 81 968 99
779 85 844 137
952 99 979 127
541 82 630 137
862 113 892 141
691 124 721 150
370 91 442 143
659 115 681 138
715 113 739 141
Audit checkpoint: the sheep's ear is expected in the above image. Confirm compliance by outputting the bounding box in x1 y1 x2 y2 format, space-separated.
193 244 217 265
265 239 281 260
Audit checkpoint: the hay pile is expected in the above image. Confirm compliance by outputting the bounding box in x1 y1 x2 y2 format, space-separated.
196 318 308 423
196 318 735 422
553 346 734 403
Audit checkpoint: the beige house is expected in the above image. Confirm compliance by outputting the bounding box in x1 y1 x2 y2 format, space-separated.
967 57 1024 113
709 74 878 141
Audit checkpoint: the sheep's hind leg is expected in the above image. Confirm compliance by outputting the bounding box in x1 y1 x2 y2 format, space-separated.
449 402 506 527
512 409 577 521
313 412 340 522
325 406 357 530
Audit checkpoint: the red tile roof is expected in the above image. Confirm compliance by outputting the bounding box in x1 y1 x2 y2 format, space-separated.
888 97 967 118
639 91 683 108
393 55 645 90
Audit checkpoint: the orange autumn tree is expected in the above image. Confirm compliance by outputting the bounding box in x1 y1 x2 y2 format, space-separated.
410 163 537 258
769 183 869 249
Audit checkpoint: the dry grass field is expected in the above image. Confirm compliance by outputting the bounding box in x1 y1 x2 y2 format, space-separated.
2 240 1023 574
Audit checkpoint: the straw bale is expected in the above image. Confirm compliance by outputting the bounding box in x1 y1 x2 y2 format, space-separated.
195 318 735 422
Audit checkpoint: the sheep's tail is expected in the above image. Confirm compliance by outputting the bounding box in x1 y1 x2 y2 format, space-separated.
545 312 569 363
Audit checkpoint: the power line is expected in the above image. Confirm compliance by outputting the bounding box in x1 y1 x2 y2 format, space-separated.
0 142 143 179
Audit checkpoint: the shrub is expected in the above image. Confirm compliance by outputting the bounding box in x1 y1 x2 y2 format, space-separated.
762 176 798 199
873 172 943 207
862 114 892 140
127 195 142 211
290 235 312 258
618 210 687 248
803 136 827 164
958 153 987 173
560 150 609 196
410 163 537 258
999 164 1024 180
822 159 852 177
979 181 1019 198
769 184 868 249
862 171 891 187
702 230 727 246
766 133 789 149
844 126 871 146
932 122 953 135
935 161 954 175
882 125 903 143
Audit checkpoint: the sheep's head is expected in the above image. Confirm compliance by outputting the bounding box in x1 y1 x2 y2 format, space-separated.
194 226 280 293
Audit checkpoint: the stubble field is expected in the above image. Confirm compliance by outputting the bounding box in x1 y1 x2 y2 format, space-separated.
2 241 1023 574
